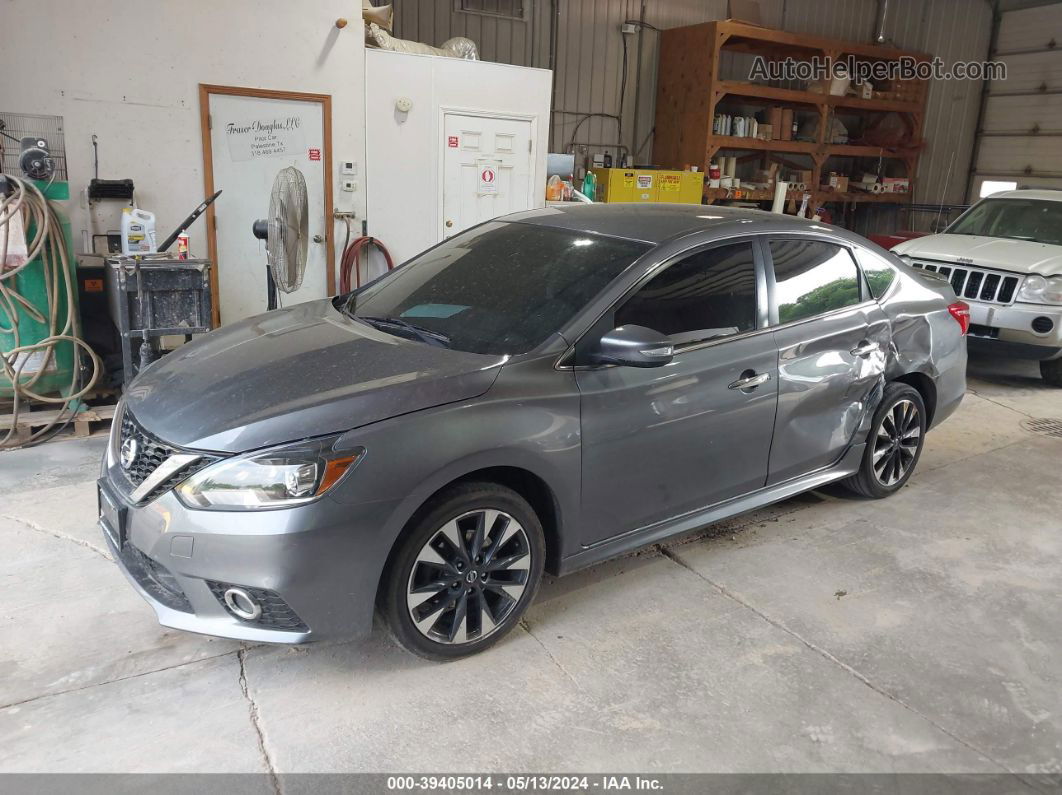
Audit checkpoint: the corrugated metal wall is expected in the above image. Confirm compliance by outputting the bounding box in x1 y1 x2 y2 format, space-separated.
392 0 993 230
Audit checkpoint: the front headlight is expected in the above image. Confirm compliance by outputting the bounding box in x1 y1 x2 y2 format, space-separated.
176 436 364 511
1017 274 1062 305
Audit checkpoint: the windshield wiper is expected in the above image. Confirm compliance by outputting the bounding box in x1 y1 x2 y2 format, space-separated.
358 316 452 348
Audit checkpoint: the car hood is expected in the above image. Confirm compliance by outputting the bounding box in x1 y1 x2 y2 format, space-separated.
892 234 1062 277
123 299 506 453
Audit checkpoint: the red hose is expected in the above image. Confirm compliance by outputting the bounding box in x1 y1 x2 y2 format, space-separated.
339 236 394 293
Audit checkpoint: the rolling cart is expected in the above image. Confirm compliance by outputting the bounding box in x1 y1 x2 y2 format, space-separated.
104 255 213 387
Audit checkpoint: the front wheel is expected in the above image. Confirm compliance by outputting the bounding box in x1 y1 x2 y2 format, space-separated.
1041 358 1062 388
841 382 926 499
382 482 545 661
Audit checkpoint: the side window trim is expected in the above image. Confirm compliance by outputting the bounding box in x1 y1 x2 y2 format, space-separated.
762 234 873 328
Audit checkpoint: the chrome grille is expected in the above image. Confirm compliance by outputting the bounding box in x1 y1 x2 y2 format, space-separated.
120 412 179 488
910 260 1020 305
118 411 217 504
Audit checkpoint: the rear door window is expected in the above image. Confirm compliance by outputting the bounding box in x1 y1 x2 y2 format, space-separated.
768 240 862 324
856 248 899 299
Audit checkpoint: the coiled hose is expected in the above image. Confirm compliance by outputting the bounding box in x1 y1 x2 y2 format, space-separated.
338 234 394 294
1 173 101 448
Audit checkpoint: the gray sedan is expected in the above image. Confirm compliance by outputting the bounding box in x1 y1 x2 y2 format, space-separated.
99 204 968 659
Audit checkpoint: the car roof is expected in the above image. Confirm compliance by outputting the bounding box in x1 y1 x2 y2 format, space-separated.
502 203 845 245
987 189 1062 202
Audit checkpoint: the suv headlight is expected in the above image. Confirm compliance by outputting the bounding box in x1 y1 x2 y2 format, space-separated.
1017 274 1062 305
176 436 364 511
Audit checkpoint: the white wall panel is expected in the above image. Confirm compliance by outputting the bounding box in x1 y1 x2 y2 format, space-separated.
983 92 1062 130
997 2 1062 51
364 50 552 266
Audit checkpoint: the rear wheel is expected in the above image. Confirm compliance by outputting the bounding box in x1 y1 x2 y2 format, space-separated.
1041 358 1062 388
841 382 926 499
383 482 545 660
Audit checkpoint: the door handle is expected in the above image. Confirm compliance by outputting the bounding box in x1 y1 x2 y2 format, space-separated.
850 341 880 357
728 371 771 390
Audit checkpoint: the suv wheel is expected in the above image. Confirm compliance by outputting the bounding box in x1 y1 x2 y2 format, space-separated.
382 482 545 660
841 382 926 499
1041 358 1062 388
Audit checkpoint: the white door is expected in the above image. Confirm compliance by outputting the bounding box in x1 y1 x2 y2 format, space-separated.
442 113 534 238
207 92 329 324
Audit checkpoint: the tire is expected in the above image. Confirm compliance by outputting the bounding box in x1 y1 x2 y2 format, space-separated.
382 482 545 661
841 382 927 499
1041 358 1062 388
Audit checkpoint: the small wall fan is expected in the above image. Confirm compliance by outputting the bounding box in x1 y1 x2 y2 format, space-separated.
252 166 309 309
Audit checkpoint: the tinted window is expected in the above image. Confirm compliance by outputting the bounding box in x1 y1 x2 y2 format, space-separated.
946 198 1062 246
770 240 861 324
338 221 649 355
857 248 898 299
616 242 758 345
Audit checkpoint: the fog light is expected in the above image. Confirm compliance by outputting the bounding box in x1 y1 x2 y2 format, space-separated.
1032 316 1054 334
223 587 262 620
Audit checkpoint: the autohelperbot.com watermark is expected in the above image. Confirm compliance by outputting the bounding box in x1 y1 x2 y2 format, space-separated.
749 54 1007 82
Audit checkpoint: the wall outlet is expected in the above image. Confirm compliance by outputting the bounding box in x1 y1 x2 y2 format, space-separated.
342 179 357 192
341 160 357 175
621 22 637 35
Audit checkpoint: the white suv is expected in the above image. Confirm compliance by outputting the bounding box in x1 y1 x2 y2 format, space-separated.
893 189 1062 386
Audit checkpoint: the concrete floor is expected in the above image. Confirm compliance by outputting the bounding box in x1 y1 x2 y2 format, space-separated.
1 356 1060 774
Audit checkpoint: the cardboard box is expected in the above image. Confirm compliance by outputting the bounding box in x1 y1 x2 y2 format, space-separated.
769 106 783 140
828 174 849 192
780 108 794 141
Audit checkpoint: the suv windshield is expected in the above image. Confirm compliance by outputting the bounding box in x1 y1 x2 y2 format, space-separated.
946 198 1062 246
336 221 649 355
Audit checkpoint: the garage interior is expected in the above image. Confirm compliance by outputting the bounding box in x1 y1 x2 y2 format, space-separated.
2 0 1062 785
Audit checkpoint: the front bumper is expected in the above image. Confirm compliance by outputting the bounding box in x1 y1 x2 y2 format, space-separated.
98 473 400 644
966 301 1062 360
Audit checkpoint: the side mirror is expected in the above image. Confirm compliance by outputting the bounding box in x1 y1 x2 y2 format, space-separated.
593 325 674 368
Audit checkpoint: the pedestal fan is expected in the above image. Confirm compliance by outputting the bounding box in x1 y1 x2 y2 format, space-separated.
252 166 309 310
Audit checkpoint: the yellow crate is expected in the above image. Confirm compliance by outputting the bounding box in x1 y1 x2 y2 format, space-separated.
591 168 703 204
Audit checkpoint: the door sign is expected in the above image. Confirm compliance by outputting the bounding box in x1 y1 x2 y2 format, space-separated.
478 164 498 195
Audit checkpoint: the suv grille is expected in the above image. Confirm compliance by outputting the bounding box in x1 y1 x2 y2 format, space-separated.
118 410 218 504
910 260 1020 305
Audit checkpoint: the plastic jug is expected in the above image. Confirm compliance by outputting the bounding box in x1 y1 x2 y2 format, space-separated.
121 207 157 255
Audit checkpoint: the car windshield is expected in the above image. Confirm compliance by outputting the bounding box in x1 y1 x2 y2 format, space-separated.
946 198 1062 246
336 221 649 355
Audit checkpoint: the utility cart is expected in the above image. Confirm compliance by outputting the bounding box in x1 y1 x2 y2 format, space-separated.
104 255 213 387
